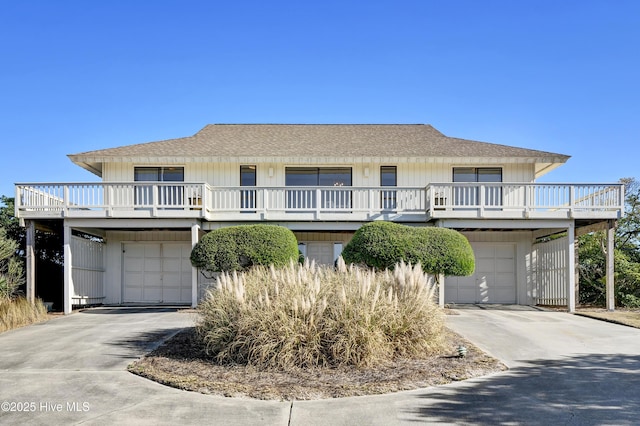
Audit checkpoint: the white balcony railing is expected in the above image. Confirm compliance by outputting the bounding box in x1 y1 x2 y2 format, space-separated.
15 182 624 222
426 182 624 219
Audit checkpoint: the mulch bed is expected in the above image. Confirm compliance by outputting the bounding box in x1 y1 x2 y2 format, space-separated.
128 327 507 401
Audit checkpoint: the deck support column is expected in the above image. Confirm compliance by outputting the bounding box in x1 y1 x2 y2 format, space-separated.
191 222 201 308
435 220 445 308
25 220 36 304
606 219 616 311
567 222 576 313
63 221 73 314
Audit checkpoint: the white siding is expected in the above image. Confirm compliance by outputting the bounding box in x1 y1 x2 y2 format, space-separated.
71 236 105 305
100 161 538 186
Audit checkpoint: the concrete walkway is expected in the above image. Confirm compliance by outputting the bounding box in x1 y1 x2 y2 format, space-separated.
1 306 639 425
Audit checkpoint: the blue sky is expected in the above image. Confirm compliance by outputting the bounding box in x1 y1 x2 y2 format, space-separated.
1 0 639 198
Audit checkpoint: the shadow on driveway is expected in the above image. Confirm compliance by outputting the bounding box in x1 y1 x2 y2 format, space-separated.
410 353 640 425
107 328 187 354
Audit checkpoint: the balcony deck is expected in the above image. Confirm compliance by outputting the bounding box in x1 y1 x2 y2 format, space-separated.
15 182 625 223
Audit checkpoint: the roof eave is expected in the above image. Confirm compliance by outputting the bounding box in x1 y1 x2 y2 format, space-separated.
68 155 103 177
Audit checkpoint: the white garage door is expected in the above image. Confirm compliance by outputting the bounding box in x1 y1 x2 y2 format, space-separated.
301 242 343 266
445 243 516 304
122 243 192 304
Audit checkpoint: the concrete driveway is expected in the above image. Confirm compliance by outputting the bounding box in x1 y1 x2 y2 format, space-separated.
1 306 639 425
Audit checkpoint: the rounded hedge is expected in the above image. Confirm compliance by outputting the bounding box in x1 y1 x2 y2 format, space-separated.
341 222 474 276
191 225 299 273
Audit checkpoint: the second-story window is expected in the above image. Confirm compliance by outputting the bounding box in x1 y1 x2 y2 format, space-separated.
453 167 502 207
380 166 397 210
134 167 184 207
240 165 256 210
285 167 352 209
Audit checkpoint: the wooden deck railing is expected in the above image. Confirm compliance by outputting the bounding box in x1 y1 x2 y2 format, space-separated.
15 182 624 221
426 182 625 219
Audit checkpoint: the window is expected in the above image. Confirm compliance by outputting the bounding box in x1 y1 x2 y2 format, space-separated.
285 167 352 210
134 167 184 207
240 165 256 211
453 167 502 207
380 166 397 210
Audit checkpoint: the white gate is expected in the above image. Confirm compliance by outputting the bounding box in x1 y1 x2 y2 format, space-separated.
533 236 568 305
71 235 105 305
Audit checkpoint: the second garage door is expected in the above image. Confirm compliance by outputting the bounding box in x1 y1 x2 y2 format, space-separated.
445 243 516 304
122 242 192 304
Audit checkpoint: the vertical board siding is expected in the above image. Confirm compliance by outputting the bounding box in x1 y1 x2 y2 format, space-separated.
99 161 538 187
533 237 567 305
71 236 105 305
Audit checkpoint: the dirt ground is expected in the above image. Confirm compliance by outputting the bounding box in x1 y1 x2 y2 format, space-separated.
575 307 640 328
128 327 506 401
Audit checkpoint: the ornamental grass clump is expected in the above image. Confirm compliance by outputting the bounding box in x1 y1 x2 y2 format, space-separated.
0 297 48 333
197 258 445 370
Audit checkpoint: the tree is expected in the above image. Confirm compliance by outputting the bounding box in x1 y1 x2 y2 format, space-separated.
0 196 23 253
0 196 63 265
579 178 640 307
0 228 24 299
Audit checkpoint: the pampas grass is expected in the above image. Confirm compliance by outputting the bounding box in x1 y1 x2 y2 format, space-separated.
197 258 445 370
0 297 48 333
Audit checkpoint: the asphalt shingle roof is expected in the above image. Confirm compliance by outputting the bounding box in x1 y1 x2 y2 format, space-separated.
69 124 569 160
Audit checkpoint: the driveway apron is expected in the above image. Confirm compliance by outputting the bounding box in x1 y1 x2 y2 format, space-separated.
1 306 639 425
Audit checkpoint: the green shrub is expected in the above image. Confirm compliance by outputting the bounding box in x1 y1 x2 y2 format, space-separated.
191 225 299 274
0 297 48 333
342 222 474 276
197 259 445 370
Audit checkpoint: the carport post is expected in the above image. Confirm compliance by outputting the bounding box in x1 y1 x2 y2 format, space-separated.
191 222 200 308
606 220 615 311
63 221 73 315
25 220 36 304
438 273 445 308
567 222 576 313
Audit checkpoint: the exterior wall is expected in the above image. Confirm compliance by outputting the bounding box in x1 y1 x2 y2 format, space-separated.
451 231 535 305
101 161 538 186
103 230 191 304
293 231 355 246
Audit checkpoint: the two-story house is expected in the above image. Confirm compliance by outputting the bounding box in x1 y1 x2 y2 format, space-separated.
15 124 624 314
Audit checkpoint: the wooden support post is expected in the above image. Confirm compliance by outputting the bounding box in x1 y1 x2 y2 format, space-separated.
191 222 201 308
438 273 445 308
567 222 576 313
606 220 615 311
575 238 580 308
63 222 73 314
25 220 36 304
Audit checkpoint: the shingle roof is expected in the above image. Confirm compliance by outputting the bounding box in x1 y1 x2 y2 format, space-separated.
69 124 569 160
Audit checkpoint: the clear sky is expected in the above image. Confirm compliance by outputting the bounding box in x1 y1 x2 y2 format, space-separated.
1 0 639 198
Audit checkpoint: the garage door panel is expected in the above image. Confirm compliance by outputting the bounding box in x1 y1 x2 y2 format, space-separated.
123 242 192 304
163 258 181 271
496 258 515 271
445 243 516 304
495 246 514 257
476 259 495 272
144 244 161 256
458 288 477 303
